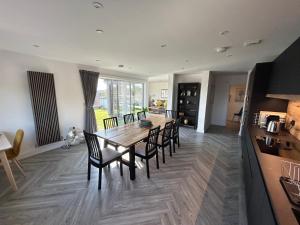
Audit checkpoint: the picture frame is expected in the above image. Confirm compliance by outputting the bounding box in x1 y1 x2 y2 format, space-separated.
161 89 168 99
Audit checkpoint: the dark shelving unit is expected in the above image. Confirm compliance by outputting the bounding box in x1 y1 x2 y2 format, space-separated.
177 83 200 129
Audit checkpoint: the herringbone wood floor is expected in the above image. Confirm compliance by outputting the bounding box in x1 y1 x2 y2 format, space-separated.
0 127 245 225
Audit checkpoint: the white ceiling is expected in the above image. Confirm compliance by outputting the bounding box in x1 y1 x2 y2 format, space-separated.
0 0 300 77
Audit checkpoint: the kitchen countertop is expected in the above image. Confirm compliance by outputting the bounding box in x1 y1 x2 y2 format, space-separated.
249 125 300 225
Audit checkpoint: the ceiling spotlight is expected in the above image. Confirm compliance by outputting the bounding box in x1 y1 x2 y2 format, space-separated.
215 46 230 53
219 30 229 35
93 1 104 8
161 44 167 48
243 39 262 47
118 65 124 68
32 44 40 48
96 29 104 33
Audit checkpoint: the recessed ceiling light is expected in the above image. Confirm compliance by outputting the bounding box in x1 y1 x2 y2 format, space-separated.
93 1 103 8
243 39 263 47
118 65 124 68
96 29 104 33
215 46 230 53
161 44 167 48
32 44 40 48
219 30 229 35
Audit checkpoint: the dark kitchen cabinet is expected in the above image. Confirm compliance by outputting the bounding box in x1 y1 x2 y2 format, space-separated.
268 37 300 95
242 129 277 225
247 63 288 125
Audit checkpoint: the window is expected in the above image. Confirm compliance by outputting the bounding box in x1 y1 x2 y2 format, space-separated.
94 78 145 130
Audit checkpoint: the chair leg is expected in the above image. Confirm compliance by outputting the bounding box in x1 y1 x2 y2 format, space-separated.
162 146 165 163
156 152 159 169
87 161 91 180
172 140 175 156
120 160 123 176
146 159 150 179
98 167 102 190
13 159 25 177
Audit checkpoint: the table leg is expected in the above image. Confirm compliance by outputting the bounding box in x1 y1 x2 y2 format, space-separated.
129 145 136 180
0 151 17 191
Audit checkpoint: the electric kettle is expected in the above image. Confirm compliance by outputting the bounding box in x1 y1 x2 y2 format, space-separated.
267 121 281 134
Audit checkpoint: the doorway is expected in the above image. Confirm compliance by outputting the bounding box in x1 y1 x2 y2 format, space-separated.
226 84 246 130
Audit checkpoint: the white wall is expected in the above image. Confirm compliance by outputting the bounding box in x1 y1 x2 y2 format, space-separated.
174 71 212 133
148 81 168 103
210 72 248 126
0 49 146 158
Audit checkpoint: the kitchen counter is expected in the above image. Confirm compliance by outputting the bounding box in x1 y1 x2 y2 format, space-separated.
248 125 300 225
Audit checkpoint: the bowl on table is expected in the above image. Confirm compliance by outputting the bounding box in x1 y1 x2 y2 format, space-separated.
139 119 153 128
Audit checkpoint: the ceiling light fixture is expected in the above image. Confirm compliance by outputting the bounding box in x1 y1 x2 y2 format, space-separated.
161 44 167 48
93 1 104 8
243 39 262 47
118 65 124 68
96 29 104 33
32 44 40 48
215 46 230 53
219 30 229 35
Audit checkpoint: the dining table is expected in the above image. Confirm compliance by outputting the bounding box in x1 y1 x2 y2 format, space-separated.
95 114 173 180
0 133 18 191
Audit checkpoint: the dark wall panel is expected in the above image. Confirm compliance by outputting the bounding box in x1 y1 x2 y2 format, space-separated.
269 37 300 94
28 71 61 146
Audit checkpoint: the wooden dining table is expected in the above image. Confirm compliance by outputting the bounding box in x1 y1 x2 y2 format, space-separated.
95 114 173 180
0 133 18 191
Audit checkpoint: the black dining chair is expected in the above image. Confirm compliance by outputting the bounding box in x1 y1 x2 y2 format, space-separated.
83 131 123 190
123 113 135 124
232 107 243 121
137 111 146 120
135 126 160 178
103 117 119 150
171 119 180 153
157 121 173 163
103 117 118 130
165 110 177 119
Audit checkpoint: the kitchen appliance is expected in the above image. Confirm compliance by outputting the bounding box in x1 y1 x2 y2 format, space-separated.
256 136 300 161
266 115 280 126
267 120 281 134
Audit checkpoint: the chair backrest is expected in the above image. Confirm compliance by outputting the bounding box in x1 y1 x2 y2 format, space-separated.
123 113 135 124
165 110 177 119
12 129 24 156
238 107 243 116
162 121 173 144
83 131 102 162
146 126 160 156
103 117 118 130
137 111 146 120
173 118 180 137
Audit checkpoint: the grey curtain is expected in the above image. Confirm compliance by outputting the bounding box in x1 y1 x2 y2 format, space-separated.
80 70 99 133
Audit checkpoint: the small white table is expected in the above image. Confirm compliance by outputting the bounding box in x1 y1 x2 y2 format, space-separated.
0 133 17 191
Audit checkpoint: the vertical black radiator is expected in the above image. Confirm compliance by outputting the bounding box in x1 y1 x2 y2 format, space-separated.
27 71 61 146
